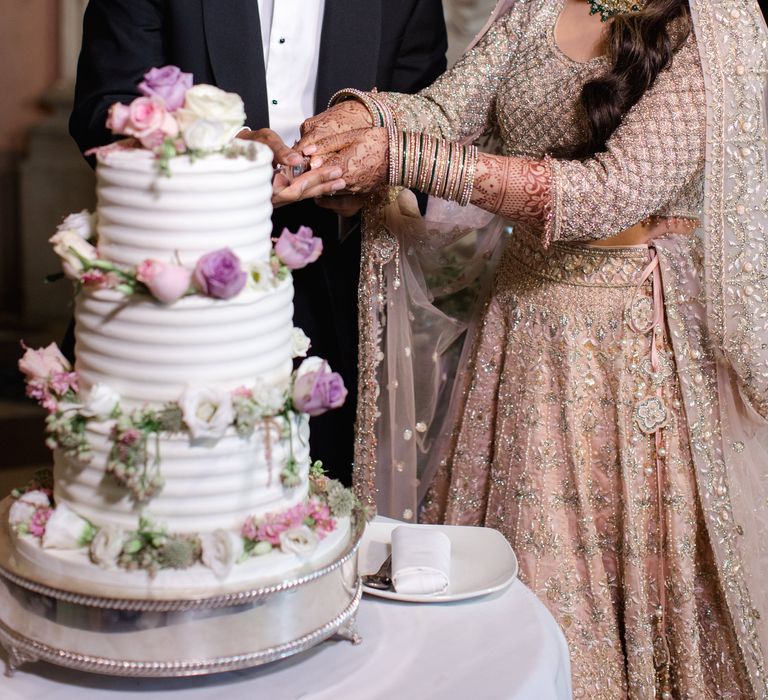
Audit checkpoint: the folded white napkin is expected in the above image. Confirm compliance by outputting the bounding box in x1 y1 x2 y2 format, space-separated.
391 526 451 595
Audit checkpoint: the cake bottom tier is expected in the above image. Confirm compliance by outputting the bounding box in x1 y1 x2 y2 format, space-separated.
54 414 311 534
9 513 351 599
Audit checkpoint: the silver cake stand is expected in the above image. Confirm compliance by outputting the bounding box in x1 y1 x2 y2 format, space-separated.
0 504 364 678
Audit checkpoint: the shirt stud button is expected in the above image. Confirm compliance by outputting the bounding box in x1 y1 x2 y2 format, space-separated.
279 37 286 44
272 99 278 105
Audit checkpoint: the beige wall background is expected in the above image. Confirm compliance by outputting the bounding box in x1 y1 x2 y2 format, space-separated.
0 0 496 328
0 1 59 151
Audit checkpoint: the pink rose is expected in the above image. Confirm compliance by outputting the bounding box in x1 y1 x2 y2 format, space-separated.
292 358 347 417
106 103 131 133
136 259 192 304
273 226 323 270
107 97 179 150
19 342 71 382
138 65 193 112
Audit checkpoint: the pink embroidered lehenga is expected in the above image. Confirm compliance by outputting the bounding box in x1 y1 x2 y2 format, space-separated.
349 0 768 697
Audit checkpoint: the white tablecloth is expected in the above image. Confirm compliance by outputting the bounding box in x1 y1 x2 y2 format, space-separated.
2 579 571 700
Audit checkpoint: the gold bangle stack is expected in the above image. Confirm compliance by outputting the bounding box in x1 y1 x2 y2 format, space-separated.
388 130 478 206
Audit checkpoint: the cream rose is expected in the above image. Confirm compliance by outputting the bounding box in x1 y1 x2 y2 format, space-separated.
252 377 289 415
290 328 311 358
176 85 245 152
83 384 121 420
49 230 99 279
90 525 125 569
58 210 97 241
180 386 234 439
200 529 244 580
42 503 94 550
279 526 319 559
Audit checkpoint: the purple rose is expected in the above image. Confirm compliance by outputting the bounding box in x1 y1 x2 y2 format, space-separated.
292 358 347 416
193 248 247 300
138 65 194 112
274 226 323 270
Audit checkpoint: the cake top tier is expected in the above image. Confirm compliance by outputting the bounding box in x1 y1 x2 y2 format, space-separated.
96 144 274 269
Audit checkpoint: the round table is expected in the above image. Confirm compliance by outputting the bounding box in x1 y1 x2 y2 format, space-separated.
2 579 571 699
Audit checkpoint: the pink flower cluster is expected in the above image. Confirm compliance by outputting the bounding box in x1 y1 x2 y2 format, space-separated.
29 507 53 538
241 498 336 545
18 342 77 413
107 66 192 151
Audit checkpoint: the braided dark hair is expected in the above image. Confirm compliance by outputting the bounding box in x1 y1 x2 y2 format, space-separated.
562 0 692 158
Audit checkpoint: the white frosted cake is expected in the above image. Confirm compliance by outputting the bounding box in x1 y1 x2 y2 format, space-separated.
9 77 360 597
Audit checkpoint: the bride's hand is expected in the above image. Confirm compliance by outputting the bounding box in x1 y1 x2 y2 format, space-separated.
308 127 388 195
297 102 373 154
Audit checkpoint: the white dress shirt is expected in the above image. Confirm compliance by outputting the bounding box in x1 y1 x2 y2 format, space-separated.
256 0 326 147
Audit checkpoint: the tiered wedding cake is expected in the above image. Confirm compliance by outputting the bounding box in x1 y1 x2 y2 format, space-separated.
7 67 361 598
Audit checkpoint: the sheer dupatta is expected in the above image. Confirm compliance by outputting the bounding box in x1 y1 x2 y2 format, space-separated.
653 0 768 691
352 0 768 691
353 0 513 523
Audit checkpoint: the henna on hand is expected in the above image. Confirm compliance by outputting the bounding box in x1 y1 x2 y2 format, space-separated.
316 127 389 195
471 153 552 227
298 102 373 154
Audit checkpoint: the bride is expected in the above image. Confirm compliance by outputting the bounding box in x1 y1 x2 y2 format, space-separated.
294 0 768 696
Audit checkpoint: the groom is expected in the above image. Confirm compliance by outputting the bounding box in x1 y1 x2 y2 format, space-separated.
69 0 448 485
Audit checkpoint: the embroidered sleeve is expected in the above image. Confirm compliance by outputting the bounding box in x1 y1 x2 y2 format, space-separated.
377 5 529 140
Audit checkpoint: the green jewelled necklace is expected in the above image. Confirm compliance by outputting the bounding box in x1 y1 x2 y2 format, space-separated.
587 0 645 21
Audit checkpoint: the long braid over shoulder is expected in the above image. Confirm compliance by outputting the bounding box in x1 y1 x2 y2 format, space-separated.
562 0 692 158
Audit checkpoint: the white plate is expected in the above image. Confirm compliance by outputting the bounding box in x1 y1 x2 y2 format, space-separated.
359 521 518 603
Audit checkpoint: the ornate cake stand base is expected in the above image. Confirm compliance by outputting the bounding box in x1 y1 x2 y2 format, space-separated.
0 512 364 678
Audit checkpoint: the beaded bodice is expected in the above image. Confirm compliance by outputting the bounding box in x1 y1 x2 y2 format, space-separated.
381 0 707 237
494 0 608 158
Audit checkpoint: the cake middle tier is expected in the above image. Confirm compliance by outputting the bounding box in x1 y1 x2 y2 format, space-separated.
75 280 294 406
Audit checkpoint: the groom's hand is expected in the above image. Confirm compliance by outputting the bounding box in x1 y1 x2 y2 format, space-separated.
236 127 303 168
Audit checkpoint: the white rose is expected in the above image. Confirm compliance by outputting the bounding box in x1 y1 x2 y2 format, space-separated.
42 503 93 550
180 119 231 152
83 384 120 420
177 85 245 151
58 210 96 241
180 386 234 439
200 529 244 580
49 229 99 279
279 526 319 559
9 490 51 527
290 328 311 358
252 377 288 415
89 525 125 569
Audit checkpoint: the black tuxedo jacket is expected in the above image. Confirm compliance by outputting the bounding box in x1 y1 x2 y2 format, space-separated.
69 0 447 484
